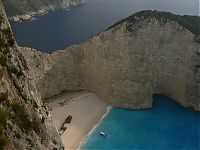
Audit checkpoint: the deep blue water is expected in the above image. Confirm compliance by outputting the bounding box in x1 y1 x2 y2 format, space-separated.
10 0 199 52
82 95 200 150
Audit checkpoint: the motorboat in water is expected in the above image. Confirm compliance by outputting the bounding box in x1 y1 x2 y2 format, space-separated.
100 131 106 137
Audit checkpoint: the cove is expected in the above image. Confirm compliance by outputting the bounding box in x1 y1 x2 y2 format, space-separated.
82 95 200 149
10 0 199 52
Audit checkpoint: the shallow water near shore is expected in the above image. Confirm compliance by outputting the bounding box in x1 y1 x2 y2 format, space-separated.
82 95 200 149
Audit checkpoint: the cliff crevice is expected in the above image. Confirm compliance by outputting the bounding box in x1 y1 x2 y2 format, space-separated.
0 1 63 149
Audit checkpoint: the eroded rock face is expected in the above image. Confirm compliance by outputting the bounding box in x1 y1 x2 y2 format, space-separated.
21 11 200 111
0 1 63 149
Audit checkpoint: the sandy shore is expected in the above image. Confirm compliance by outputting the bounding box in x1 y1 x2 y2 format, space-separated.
47 91 108 149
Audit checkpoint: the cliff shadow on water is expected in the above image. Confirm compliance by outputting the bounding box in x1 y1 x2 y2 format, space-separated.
152 94 198 111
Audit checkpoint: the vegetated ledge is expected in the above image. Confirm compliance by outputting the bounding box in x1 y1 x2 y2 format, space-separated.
109 10 200 41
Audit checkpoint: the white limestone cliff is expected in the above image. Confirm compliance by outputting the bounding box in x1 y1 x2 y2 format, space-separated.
21 12 200 111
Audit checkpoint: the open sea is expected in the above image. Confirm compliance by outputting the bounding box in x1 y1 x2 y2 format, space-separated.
10 0 199 52
82 95 200 150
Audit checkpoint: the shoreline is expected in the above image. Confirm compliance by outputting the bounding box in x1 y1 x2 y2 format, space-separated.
8 1 86 22
9 9 48 22
77 106 112 149
48 91 109 149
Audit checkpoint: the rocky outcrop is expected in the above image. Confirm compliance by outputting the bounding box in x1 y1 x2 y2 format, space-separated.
2 0 86 22
62 0 86 7
0 1 63 149
21 11 200 111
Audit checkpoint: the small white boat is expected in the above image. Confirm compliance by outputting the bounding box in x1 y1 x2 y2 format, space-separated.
100 132 106 137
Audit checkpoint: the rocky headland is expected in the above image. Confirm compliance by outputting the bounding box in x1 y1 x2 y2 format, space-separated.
20 11 200 111
2 0 86 22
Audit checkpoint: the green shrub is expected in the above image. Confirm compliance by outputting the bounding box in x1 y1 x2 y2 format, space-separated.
32 100 38 109
0 93 8 103
31 119 40 134
11 103 32 133
196 51 200 56
0 108 9 149
194 64 200 74
15 132 21 139
12 80 29 103
7 65 24 78
0 15 3 24
0 56 7 66
41 117 45 124
18 53 28 70
11 103 41 135
2 28 15 47
0 136 7 150
52 139 57 145
25 138 32 145
194 35 200 44
0 108 9 129
109 10 200 40
0 126 3 136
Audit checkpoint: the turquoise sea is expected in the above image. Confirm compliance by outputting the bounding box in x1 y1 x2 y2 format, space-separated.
82 95 200 150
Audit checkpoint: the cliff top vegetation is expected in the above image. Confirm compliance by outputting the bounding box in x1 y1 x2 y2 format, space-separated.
2 0 52 16
109 10 200 36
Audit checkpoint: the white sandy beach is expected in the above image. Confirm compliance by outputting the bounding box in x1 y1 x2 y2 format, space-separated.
48 91 108 149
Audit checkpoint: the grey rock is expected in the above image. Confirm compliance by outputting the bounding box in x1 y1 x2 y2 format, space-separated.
21 14 200 111
0 1 63 149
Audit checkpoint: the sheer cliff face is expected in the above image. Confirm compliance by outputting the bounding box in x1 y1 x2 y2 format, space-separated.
0 2 63 149
81 20 199 110
21 12 200 111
